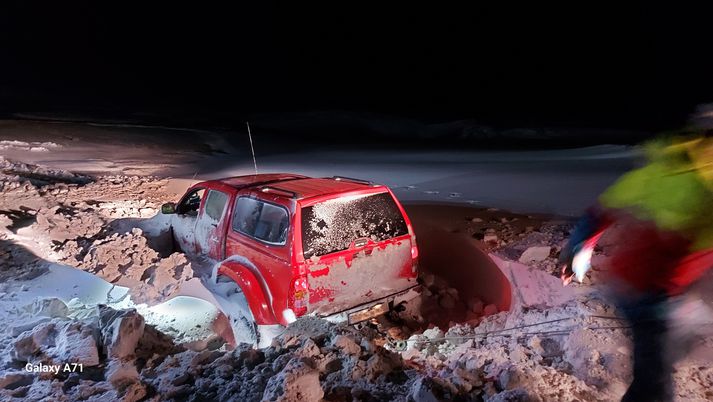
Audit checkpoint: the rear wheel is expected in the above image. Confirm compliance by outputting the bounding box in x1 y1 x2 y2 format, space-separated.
215 275 259 346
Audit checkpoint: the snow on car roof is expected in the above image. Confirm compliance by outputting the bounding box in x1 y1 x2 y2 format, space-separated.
218 173 308 188
271 177 379 199
215 174 381 199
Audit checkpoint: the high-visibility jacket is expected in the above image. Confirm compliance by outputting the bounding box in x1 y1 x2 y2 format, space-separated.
566 137 713 295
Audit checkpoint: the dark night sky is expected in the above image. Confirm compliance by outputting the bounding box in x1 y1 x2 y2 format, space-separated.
1 2 712 131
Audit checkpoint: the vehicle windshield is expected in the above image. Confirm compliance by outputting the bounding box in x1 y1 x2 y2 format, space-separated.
301 192 408 259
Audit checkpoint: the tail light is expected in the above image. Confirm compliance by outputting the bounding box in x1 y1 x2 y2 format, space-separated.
410 240 419 276
288 276 310 317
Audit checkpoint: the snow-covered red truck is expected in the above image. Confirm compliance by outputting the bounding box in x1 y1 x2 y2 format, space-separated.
161 174 420 344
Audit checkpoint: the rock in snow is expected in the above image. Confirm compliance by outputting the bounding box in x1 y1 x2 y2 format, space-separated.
11 319 100 366
518 246 552 263
410 377 442 402
98 306 145 361
262 357 324 402
467 297 485 314
332 334 361 356
483 304 498 316
106 359 140 386
483 233 499 243
438 292 457 309
30 297 70 318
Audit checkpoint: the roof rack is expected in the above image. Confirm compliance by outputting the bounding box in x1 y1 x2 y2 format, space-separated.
259 186 298 198
331 176 374 185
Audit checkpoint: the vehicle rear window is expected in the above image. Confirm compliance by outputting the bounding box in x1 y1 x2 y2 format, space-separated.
301 192 408 259
233 197 289 245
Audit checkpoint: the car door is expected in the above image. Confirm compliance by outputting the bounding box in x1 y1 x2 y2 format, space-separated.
195 188 231 259
172 188 205 255
225 193 293 317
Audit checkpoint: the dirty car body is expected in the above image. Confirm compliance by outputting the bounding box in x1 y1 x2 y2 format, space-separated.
165 174 420 329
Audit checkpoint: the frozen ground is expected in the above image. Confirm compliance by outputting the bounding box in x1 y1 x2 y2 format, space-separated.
0 121 712 401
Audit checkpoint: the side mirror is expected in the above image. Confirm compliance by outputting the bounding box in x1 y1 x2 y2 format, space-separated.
161 202 176 214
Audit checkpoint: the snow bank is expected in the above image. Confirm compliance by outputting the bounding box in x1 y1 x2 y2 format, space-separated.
1 305 182 401
0 160 198 307
398 298 631 401
0 156 88 187
64 228 195 305
0 140 61 152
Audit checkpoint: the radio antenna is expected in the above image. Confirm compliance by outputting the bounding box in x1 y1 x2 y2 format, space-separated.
246 121 258 175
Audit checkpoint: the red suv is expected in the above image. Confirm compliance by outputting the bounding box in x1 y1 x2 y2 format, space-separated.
162 174 420 344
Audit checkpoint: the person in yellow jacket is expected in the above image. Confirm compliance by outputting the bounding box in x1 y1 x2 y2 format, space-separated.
561 119 713 402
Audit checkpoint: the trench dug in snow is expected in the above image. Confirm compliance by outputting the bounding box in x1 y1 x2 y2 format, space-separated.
416 222 511 310
410 220 511 322
403 203 579 332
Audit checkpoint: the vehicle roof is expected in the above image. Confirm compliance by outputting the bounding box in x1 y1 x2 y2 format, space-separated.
210 174 384 200
218 173 308 188
272 177 383 199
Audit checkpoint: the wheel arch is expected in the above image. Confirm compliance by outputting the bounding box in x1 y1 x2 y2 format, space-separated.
217 261 279 325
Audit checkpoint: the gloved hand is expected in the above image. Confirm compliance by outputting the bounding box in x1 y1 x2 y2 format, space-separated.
559 205 609 285
559 241 583 285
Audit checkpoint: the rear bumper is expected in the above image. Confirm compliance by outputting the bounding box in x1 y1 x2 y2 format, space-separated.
320 285 422 324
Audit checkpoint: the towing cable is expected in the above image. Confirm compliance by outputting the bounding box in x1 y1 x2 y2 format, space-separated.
386 315 631 352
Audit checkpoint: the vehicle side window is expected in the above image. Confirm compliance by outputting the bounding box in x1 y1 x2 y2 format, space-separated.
177 188 205 216
204 190 229 221
233 197 289 245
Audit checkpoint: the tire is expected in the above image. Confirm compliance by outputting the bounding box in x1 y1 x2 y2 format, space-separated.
215 275 259 346
230 314 259 346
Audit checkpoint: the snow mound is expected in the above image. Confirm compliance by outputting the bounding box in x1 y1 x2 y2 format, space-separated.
141 317 425 401
399 298 634 401
36 205 106 242
0 156 89 187
262 357 324 401
63 228 195 305
0 140 61 153
1 306 182 401
11 319 100 367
